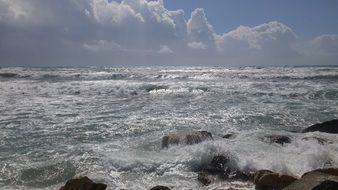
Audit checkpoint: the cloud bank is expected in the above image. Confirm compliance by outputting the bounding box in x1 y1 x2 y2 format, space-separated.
0 0 337 66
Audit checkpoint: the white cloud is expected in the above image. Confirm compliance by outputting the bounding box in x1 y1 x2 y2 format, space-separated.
158 45 174 54
187 41 207 50
310 34 338 55
0 0 337 66
217 21 296 51
83 40 123 52
187 8 215 49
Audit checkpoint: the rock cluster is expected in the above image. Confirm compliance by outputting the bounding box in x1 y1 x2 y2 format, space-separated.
284 169 338 190
58 119 338 189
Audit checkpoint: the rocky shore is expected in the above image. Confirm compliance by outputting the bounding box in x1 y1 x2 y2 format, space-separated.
59 119 338 190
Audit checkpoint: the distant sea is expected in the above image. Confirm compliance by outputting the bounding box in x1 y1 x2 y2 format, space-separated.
0 66 338 189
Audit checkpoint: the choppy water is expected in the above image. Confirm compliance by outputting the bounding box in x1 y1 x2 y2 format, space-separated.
0 66 338 190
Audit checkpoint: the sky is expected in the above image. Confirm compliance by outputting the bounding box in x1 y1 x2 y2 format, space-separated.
0 0 337 67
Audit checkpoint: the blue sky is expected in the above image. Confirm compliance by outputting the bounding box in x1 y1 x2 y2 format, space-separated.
165 0 338 39
0 0 337 66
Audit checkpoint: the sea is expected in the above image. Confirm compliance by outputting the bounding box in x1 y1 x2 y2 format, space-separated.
0 66 338 190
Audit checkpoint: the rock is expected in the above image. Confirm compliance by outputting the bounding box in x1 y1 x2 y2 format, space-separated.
302 168 338 178
198 172 212 186
264 135 291 145
0 73 18 78
302 119 338 134
222 133 236 139
161 131 213 148
202 155 252 181
59 176 107 190
284 171 338 190
254 170 298 189
312 180 338 190
150 185 171 190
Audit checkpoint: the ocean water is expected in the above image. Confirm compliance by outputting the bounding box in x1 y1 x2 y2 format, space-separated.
0 66 338 190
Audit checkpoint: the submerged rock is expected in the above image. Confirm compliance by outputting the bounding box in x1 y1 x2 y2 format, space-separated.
264 135 291 145
0 73 18 78
284 171 338 190
198 172 212 186
150 185 171 190
302 119 338 134
222 133 236 139
60 176 107 190
161 131 213 148
254 170 297 189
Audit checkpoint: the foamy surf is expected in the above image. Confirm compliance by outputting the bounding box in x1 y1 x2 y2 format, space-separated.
0 66 338 189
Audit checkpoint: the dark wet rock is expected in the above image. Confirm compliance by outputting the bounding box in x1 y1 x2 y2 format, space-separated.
0 73 18 78
254 170 298 189
302 137 329 145
202 155 252 181
312 180 338 190
284 171 338 190
222 133 236 139
302 119 338 134
130 91 138 96
198 172 212 186
59 176 107 190
264 135 291 145
161 131 213 148
150 185 171 190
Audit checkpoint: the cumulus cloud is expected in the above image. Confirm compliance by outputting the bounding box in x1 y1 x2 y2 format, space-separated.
187 41 207 50
158 45 174 54
310 34 338 55
0 0 337 66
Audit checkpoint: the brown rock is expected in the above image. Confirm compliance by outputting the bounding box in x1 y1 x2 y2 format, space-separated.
254 170 297 188
161 131 213 148
60 176 107 190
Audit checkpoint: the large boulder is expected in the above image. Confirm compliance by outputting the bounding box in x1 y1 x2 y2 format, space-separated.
302 119 338 134
59 176 107 190
161 131 213 148
254 170 298 189
284 171 338 190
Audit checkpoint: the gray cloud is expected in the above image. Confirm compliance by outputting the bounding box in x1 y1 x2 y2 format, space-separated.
0 0 337 66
